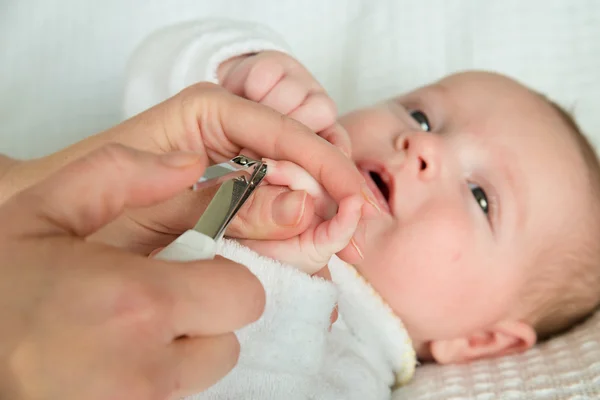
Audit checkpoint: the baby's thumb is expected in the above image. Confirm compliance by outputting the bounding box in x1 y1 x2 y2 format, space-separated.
313 194 364 264
12 144 206 238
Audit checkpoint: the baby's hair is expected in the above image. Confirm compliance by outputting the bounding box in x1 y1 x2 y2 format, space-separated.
524 97 600 341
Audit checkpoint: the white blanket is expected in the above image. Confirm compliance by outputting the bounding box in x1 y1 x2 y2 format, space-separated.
187 239 415 400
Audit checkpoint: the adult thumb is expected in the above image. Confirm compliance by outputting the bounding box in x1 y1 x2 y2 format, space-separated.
10 144 206 237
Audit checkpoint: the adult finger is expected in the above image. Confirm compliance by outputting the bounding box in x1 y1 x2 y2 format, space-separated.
175 84 380 215
169 333 240 397
226 185 315 240
261 158 337 219
317 122 353 159
11 144 206 237
158 257 265 336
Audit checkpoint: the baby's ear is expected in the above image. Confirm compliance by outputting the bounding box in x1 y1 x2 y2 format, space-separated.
428 320 536 364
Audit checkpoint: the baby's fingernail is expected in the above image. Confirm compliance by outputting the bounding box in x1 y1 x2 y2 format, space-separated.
273 191 307 226
361 182 382 216
350 238 364 260
160 151 203 168
340 146 352 159
262 158 277 171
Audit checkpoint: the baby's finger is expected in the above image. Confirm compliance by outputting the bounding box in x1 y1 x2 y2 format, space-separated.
243 56 286 101
263 158 337 219
318 123 352 159
259 76 310 115
237 216 323 273
335 220 367 265
310 194 363 264
249 196 362 275
288 92 337 134
222 55 284 101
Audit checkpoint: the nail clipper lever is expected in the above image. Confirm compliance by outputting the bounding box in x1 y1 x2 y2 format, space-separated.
155 155 267 262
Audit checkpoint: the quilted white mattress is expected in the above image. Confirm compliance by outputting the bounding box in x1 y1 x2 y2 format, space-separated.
394 311 600 399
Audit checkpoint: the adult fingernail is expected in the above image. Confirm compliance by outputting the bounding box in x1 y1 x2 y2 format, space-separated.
273 191 307 226
160 151 203 168
350 238 364 260
361 182 382 216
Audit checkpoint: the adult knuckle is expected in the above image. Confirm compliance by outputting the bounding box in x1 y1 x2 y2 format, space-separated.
178 82 225 111
111 280 168 330
182 81 222 96
91 143 135 177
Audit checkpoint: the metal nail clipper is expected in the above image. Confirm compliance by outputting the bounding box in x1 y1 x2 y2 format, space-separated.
155 155 268 261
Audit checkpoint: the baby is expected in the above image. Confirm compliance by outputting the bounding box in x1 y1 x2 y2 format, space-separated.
124 20 600 398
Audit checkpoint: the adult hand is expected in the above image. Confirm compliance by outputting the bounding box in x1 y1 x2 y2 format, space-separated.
2 83 376 261
0 144 265 400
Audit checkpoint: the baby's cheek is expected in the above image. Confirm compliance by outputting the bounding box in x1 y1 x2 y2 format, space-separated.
366 228 479 339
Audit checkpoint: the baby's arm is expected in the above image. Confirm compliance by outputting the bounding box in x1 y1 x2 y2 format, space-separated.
123 19 290 118
240 159 363 275
124 19 350 157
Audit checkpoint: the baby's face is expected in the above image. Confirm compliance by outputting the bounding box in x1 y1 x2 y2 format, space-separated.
338 71 588 349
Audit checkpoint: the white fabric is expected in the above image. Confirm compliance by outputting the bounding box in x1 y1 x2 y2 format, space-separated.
394 310 600 400
191 239 415 400
123 20 290 117
2 1 600 159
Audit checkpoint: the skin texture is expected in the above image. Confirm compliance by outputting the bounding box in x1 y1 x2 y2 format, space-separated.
338 71 589 363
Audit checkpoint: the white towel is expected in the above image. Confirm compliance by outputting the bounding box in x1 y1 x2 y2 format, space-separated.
186 239 416 400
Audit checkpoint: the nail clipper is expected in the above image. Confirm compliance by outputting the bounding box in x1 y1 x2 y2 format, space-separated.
155 155 267 261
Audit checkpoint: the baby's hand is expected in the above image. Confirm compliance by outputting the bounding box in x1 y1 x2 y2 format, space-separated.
238 159 363 275
217 51 351 158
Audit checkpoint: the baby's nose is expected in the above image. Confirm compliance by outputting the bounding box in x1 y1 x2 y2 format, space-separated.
394 132 441 181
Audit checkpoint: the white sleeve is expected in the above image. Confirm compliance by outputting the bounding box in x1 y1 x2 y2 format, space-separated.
123 19 291 118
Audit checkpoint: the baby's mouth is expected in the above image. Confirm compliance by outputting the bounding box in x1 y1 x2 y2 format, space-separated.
358 164 392 214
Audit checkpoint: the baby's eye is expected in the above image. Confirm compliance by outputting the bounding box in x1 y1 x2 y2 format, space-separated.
410 110 431 132
469 183 489 215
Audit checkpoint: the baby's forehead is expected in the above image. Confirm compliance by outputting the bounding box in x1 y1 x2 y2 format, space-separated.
436 71 529 93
